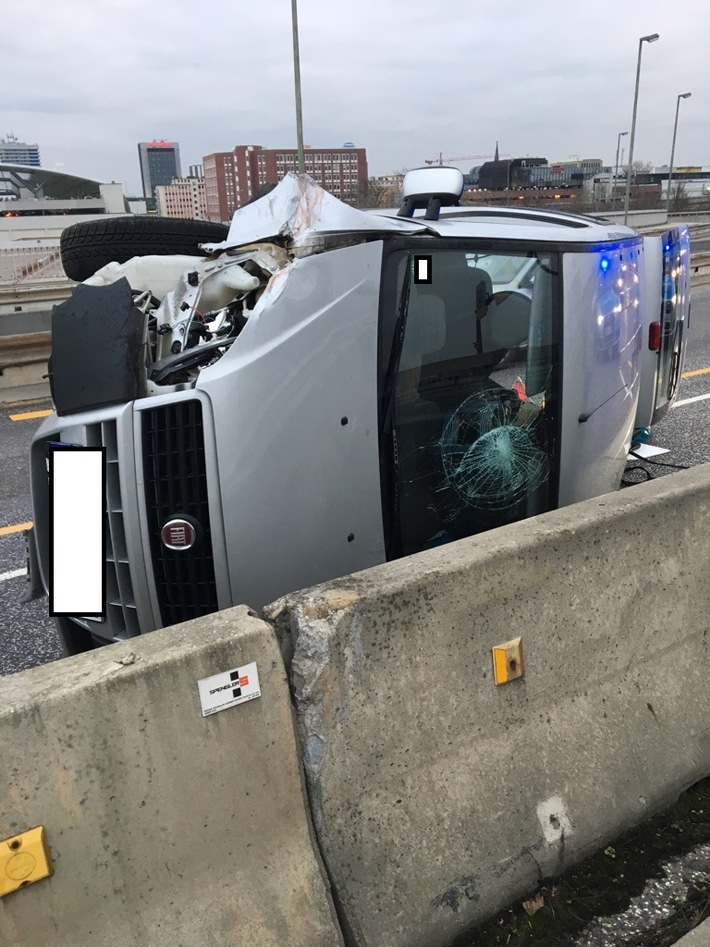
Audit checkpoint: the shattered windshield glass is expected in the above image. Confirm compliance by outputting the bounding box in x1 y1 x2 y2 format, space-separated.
383 247 560 556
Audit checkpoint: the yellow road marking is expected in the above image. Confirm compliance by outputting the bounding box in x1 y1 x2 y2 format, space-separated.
9 409 53 421
682 366 710 379
5 397 52 408
0 522 32 536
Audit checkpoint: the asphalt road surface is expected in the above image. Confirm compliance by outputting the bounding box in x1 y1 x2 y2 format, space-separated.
1 284 709 677
0 395 63 675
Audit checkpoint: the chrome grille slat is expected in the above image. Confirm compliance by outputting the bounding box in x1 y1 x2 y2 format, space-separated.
96 420 139 638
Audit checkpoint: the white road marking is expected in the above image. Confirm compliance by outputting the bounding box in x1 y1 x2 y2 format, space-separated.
0 568 27 583
675 392 710 408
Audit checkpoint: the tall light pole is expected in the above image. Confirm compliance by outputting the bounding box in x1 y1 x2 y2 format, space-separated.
623 32 660 225
291 0 305 173
666 92 692 218
613 131 628 209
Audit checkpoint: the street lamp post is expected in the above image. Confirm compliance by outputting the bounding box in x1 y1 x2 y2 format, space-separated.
290 0 305 174
613 131 628 209
623 32 660 225
666 92 692 218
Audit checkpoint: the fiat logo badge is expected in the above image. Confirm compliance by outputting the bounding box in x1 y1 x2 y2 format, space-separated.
161 518 197 551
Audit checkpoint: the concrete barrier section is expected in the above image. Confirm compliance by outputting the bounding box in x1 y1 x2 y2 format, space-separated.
673 916 710 946
0 607 344 947
271 465 710 947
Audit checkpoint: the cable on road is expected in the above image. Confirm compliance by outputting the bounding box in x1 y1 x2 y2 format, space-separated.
621 452 691 487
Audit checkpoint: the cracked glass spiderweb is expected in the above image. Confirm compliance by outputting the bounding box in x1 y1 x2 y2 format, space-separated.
438 388 549 512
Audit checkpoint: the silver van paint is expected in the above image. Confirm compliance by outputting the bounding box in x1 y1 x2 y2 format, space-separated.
198 240 386 609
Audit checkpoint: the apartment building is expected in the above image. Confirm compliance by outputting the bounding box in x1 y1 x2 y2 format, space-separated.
203 144 368 223
155 176 207 219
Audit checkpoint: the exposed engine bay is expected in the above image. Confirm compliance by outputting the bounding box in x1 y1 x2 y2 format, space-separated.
84 244 289 390
50 244 295 416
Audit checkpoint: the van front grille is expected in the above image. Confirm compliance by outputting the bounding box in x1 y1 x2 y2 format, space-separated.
141 400 218 626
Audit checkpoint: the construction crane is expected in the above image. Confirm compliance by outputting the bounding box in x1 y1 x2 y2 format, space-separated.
424 151 511 166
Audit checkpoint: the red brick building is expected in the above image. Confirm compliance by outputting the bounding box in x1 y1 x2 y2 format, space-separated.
203 144 368 223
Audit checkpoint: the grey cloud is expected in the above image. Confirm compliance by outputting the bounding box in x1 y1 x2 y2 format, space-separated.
2 0 707 194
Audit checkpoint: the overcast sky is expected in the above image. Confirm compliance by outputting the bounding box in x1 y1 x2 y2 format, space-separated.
3 0 708 196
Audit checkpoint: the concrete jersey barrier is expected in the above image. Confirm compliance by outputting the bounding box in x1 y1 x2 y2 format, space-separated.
0 607 344 947
270 463 710 947
673 916 710 945
3 467 710 945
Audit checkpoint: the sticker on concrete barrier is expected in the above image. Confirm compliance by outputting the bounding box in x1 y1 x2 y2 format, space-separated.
197 662 261 717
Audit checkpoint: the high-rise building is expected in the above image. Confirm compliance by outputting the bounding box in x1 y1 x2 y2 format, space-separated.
137 140 181 200
0 134 40 167
155 175 207 220
203 144 368 223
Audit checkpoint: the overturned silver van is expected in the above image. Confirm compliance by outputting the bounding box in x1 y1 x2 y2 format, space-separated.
27 168 691 653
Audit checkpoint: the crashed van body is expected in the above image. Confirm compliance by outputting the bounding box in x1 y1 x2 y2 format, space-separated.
27 170 691 653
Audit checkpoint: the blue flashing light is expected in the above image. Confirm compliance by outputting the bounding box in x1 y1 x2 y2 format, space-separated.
600 257 610 273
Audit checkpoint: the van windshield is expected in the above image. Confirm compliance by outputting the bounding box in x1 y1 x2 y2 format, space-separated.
380 246 561 558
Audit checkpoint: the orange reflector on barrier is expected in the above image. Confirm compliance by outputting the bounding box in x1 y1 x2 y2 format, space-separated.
492 637 524 685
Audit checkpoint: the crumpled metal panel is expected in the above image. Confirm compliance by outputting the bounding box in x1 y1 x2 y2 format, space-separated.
202 173 431 253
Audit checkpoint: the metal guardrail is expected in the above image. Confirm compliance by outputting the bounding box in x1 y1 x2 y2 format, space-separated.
635 222 710 240
0 331 51 365
0 331 52 392
0 280 74 310
692 250 710 286
0 277 72 388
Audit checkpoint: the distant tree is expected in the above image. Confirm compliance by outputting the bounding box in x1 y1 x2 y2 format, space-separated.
350 172 409 209
669 181 691 213
349 179 383 209
631 159 653 175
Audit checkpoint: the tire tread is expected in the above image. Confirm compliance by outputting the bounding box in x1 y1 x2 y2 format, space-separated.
60 216 229 281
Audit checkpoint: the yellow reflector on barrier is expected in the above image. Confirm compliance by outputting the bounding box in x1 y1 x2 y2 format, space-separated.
0 827 53 897
492 637 524 685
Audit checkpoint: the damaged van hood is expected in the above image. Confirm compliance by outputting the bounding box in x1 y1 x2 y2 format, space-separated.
201 172 433 252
